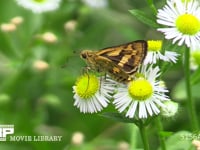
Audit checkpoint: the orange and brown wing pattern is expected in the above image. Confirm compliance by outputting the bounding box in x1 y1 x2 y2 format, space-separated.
80 40 147 83
97 40 147 75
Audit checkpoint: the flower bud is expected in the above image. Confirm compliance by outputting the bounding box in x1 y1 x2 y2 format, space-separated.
10 16 24 25
0 23 16 32
71 131 84 145
64 20 77 32
161 100 178 117
41 32 57 43
33 60 49 72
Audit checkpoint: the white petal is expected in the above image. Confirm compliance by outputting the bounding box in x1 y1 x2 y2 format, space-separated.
126 101 138 118
139 102 147 118
16 0 61 13
145 100 153 116
164 51 179 63
149 100 160 114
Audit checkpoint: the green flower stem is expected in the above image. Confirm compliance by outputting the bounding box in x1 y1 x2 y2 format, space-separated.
184 47 199 131
130 124 139 149
139 122 150 150
155 116 166 150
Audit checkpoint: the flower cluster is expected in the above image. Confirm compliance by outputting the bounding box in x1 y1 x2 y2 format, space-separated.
72 64 176 119
72 38 180 119
72 0 200 119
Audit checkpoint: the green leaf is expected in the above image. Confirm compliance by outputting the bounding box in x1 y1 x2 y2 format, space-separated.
158 131 194 150
159 131 173 138
146 0 157 14
129 9 159 28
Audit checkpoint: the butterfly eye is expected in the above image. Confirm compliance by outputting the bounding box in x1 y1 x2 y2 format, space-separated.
81 53 87 59
81 51 93 59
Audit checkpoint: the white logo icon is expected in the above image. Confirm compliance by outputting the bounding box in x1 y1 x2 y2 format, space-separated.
0 125 14 141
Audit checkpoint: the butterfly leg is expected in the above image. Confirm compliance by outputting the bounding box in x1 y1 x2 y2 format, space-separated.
98 72 107 95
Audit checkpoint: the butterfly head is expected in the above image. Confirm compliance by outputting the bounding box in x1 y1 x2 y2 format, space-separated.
80 50 95 60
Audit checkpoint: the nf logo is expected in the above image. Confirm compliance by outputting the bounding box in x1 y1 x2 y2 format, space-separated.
0 125 14 141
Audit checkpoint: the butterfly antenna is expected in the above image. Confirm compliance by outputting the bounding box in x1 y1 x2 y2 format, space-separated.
61 49 80 68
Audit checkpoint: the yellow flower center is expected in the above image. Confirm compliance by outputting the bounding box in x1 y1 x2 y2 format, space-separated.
176 14 200 35
181 0 192 2
147 40 162 52
128 78 153 101
33 0 46 3
75 74 99 99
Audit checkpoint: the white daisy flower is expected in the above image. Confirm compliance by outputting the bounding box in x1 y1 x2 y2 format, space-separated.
73 74 115 113
82 0 108 8
157 0 200 48
144 40 179 64
15 0 61 13
113 65 169 119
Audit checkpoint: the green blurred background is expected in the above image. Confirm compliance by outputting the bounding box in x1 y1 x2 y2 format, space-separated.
0 0 199 150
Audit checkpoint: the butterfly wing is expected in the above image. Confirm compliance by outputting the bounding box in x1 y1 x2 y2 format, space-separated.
93 55 131 83
97 40 147 75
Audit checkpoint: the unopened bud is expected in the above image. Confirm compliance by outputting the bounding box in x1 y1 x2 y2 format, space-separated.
64 20 77 31
0 23 16 32
161 100 178 117
33 60 49 71
192 140 200 150
10 16 24 25
71 131 84 145
42 32 57 43
117 141 129 150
